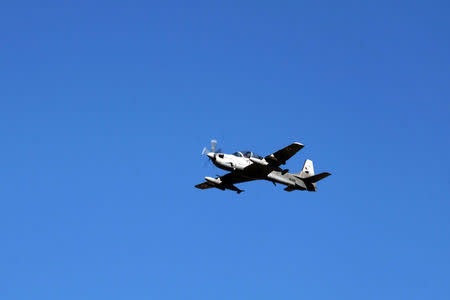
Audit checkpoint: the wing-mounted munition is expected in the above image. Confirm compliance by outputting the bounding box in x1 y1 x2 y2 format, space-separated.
196 140 330 194
250 157 289 174
249 157 268 166
205 176 221 185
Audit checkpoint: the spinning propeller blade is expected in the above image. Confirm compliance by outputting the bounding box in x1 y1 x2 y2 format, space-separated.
201 139 222 167
210 140 217 153
202 139 220 156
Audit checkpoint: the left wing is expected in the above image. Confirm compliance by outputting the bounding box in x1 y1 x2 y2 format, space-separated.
219 172 254 185
264 142 304 167
195 182 219 190
195 171 255 192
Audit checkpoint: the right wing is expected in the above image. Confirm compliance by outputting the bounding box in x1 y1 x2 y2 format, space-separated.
264 142 304 167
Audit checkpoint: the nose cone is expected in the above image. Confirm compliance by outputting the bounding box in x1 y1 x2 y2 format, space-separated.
207 152 215 160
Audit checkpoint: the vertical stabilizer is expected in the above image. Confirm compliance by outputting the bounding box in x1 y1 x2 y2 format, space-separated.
299 159 314 178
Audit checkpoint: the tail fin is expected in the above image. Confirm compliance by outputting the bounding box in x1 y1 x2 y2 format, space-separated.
299 159 314 178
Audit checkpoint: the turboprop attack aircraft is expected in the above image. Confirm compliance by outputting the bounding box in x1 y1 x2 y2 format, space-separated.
195 140 331 194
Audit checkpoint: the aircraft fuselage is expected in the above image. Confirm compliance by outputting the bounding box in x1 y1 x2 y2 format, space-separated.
209 152 309 191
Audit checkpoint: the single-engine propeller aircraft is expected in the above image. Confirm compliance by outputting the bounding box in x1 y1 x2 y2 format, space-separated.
195 140 331 194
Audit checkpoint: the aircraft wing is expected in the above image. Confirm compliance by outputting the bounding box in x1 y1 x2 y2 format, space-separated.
195 182 218 190
195 172 255 190
264 142 304 167
220 172 255 184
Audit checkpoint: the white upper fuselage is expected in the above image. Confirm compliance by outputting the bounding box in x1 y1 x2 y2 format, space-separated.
208 152 252 171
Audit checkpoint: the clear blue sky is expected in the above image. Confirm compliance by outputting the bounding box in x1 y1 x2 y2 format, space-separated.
1 1 449 299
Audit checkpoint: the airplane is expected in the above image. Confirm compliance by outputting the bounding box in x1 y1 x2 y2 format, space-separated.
195 140 331 194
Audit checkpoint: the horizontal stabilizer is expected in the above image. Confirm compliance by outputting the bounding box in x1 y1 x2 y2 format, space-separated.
303 172 331 183
284 186 297 192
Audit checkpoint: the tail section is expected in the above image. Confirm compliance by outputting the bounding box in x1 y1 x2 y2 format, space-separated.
299 159 314 178
297 159 331 191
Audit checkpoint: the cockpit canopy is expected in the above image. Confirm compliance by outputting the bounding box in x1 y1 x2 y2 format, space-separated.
232 151 263 159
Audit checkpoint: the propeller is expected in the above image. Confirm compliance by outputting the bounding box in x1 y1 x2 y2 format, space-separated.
202 139 222 166
202 139 221 155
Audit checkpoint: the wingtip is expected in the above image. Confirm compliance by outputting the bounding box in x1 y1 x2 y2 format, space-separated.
293 142 304 148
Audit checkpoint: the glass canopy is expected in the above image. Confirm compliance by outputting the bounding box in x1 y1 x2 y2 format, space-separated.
232 151 263 159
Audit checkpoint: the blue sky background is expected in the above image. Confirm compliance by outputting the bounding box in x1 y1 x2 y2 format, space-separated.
1 1 449 299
